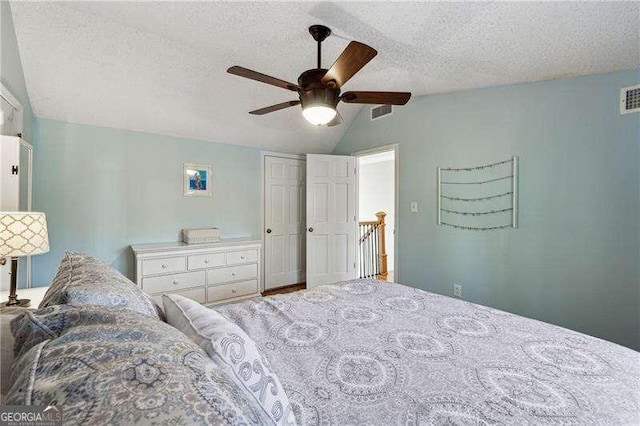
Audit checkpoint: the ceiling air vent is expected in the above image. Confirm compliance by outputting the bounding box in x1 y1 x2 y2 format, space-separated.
371 104 393 121
620 85 640 114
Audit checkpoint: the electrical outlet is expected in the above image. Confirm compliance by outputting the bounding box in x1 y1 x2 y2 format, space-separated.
410 202 418 213
453 284 462 298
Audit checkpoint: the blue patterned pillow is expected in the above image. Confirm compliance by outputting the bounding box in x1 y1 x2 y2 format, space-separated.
10 304 156 361
7 304 269 425
39 252 163 320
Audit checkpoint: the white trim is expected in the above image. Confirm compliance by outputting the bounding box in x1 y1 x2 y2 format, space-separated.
0 83 22 112
351 144 399 282
260 151 306 292
436 167 442 225
260 151 305 160
512 156 519 228
0 136 33 288
0 83 24 137
20 138 33 288
260 153 266 292
352 143 398 157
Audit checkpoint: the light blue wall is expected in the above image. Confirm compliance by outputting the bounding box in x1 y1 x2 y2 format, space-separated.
32 118 261 284
334 69 640 350
0 2 33 140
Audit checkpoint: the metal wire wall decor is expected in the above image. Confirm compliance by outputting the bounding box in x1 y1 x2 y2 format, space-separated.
437 156 518 230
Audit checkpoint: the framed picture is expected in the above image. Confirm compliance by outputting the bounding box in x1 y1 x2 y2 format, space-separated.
184 163 212 197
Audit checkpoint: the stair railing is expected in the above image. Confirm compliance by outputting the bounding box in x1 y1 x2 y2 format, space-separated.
358 211 387 280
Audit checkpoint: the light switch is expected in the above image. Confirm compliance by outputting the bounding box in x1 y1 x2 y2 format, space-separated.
410 202 418 213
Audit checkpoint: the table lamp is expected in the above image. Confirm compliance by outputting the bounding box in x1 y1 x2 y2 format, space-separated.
0 212 49 307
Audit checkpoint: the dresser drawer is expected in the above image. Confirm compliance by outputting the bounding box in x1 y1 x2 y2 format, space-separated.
207 264 257 285
188 252 225 270
142 257 185 276
142 271 205 294
151 287 206 306
207 279 258 303
226 249 258 265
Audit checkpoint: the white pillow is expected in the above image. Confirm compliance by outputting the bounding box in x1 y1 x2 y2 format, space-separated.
163 294 296 426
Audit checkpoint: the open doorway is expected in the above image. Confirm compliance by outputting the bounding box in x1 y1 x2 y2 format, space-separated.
356 146 396 282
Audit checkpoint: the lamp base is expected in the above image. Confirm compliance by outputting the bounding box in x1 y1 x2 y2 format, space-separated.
4 257 32 309
5 298 31 308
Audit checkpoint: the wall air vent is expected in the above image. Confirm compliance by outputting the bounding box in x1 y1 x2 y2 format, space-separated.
620 85 640 114
371 104 393 121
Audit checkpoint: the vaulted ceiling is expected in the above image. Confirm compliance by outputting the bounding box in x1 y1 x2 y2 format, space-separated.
10 1 639 154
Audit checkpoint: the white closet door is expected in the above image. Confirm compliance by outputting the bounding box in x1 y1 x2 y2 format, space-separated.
0 137 20 211
264 156 305 290
0 136 32 291
306 154 357 288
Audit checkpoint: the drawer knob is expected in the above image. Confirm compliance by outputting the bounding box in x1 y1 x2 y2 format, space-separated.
204 260 209 264
173 280 179 285
232 289 237 294
162 264 168 269
231 272 236 277
240 256 245 260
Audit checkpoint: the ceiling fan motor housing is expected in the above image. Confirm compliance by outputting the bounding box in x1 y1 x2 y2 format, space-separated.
298 68 340 109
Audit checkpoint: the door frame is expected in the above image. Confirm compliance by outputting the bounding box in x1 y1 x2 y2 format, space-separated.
260 151 305 292
0 136 33 290
351 143 399 282
0 85 30 289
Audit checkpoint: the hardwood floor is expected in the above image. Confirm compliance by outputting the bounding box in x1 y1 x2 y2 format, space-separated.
262 274 393 297
262 283 306 296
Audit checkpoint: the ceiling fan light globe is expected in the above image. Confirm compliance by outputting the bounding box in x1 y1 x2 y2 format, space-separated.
302 105 337 126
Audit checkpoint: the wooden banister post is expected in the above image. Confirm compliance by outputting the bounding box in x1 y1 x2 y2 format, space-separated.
375 211 388 280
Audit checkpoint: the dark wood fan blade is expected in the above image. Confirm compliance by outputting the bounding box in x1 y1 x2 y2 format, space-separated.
249 100 301 115
341 91 411 105
327 111 342 127
321 41 377 88
228 66 300 92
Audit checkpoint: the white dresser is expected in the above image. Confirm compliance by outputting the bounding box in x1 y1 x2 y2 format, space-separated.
131 239 262 306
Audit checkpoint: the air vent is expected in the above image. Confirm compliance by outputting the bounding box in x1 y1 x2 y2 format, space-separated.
620 85 640 114
371 104 393 120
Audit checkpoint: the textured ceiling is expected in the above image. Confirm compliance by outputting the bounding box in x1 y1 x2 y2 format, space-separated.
10 1 640 154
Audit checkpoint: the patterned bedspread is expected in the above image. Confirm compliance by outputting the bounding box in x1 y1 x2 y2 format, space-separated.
216 279 640 425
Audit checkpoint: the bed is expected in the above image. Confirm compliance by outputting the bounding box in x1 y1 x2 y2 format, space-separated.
217 278 640 425
6 253 639 425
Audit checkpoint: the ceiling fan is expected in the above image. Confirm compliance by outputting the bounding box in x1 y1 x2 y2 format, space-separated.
227 24 412 127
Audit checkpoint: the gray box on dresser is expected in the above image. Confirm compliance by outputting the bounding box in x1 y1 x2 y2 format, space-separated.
131 239 262 306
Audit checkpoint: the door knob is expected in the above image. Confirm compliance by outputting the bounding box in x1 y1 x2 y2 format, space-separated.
308 227 314 232
266 229 272 234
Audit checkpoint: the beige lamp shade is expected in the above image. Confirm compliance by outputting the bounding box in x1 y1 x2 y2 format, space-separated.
0 212 49 257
